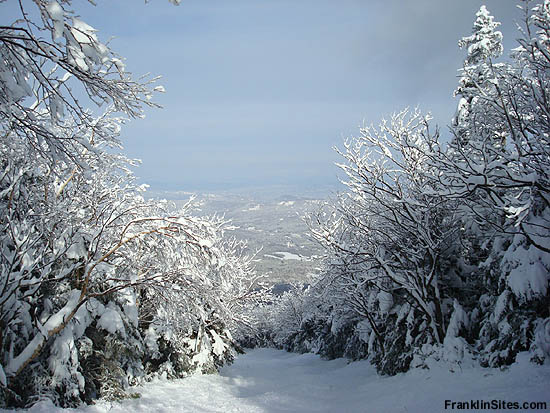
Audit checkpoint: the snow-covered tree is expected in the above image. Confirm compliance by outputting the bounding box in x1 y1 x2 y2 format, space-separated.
267 1 549 374
0 1 263 407
443 2 550 367
297 110 465 373
0 0 168 168
0 107 263 405
453 5 504 146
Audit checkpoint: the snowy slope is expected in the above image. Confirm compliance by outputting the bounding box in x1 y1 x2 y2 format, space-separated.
3 348 549 413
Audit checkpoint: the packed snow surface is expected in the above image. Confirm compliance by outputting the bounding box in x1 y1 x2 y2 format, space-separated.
4 348 549 413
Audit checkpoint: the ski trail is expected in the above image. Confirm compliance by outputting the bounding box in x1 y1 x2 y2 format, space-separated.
7 348 550 413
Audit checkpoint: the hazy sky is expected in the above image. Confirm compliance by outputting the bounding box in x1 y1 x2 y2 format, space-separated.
5 1 525 193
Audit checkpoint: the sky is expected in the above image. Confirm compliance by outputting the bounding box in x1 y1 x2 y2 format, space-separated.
4 1 525 194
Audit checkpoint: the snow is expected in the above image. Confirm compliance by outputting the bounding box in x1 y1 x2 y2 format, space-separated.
377 290 393 314
97 305 125 336
5 290 82 376
264 252 304 261
445 299 469 338
243 204 261 212
46 2 64 40
71 19 97 44
505 243 550 301
210 330 227 358
0 364 5 386
4 335 43 377
508 261 548 300
5 348 549 413
191 347 210 367
535 319 550 358
198 238 214 249
442 301 471 363
66 239 86 260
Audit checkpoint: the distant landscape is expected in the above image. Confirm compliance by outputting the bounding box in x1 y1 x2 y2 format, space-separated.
149 188 331 287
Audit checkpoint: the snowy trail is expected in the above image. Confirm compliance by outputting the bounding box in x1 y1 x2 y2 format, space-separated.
7 348 550 413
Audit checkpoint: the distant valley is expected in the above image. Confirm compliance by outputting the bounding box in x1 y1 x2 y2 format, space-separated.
152 189 330 286
193 192 325 286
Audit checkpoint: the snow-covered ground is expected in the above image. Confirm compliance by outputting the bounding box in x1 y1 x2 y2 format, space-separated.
4 348 550 413
264 252 304 261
